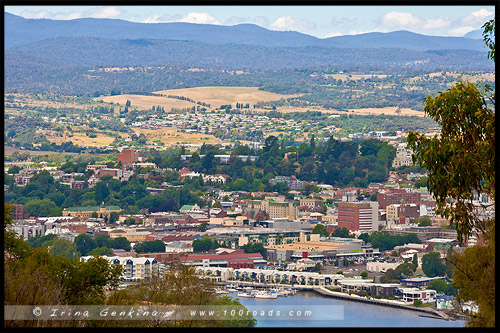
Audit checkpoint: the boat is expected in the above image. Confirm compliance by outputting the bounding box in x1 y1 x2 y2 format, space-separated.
215 289 229 294
225 284 238 292
254 290 278 299
237 291 255 298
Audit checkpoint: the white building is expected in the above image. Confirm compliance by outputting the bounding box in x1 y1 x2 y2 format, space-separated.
399 287 437 304
366 261 402 273
80 255 159 282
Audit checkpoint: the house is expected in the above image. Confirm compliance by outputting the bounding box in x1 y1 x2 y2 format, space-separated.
399 287 437 304
436 295 455 310
179 204 201 213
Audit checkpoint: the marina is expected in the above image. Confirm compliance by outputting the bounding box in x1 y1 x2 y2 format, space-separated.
215 281 454 321
227 289 466 327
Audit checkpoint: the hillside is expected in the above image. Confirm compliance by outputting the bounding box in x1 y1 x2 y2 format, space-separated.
4 12 487 52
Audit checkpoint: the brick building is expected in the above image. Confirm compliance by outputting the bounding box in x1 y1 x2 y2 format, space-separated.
377 190 421 209
337 201 379 231
118 149 140 165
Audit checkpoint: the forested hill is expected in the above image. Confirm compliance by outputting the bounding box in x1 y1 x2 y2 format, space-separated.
4 12 487 52
5 36 492 71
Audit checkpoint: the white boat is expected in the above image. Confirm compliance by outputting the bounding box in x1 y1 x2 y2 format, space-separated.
225 284 238 292
237 292 255 298
215 289 229 294
254 290 278 299
273 288 290 297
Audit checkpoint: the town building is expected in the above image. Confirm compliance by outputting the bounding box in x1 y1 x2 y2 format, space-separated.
377 190 421 209
266 235 377 262
117 149 140 165
247 197 299 219
337 201 379 231
81 255 158 282
62 205 122 221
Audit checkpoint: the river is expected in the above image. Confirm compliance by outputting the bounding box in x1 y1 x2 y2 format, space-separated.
227 291 466 327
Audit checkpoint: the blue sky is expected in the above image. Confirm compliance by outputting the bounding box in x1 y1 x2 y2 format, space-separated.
4 5 495 38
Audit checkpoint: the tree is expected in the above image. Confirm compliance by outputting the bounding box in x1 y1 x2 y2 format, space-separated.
48 238 80 260
312 223 330 237
416 216 432 227
112 237 131 251
412 253 419 270
406 81 494 242
89 246 113 256
413 299 423 307
192 238 218 252
358 233 371 244
74 233 97 256
242 242 265 257
449 220 494 327
427 279 457 296
421 252 446 277
197 222 209 232
133 240 165 253
360 271 368 279
331 227 353 238
406 20 495 327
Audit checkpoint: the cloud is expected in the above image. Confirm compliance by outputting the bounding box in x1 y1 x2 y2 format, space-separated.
20 9 82 20
224 16 250 25
253 16 270 27
324 29 386 38
85 6 124 19
448 26 477 37
143 11 220 25
269 16 316 32
461 8 494 25
422 17 451 30
381 11 422 28
178 12 221 25
142 14 182 23
20 6 124 20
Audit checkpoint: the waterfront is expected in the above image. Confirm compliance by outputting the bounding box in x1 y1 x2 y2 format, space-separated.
228 291 466 327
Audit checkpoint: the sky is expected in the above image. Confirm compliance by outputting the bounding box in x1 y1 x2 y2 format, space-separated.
4 5 496 38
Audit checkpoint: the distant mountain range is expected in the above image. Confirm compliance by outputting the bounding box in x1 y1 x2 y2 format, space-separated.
3 12 494 94
4 12 488 51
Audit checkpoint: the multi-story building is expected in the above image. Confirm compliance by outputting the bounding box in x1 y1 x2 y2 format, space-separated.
247 198 299 219
377 190 421 209
392 143 414 168
386 203 421 224
117 149 140 165
299 198 324 208
81 255 159 282
209 228 309 249
337 202 379 231
62 205 122 221
268 175 305 190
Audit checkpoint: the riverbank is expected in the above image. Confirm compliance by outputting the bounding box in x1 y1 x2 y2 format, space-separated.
230 289 465 327
216 281 452 321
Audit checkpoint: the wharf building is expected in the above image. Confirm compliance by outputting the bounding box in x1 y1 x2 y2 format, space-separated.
265 234 378 262
196 266 343 286
208 227 310 249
